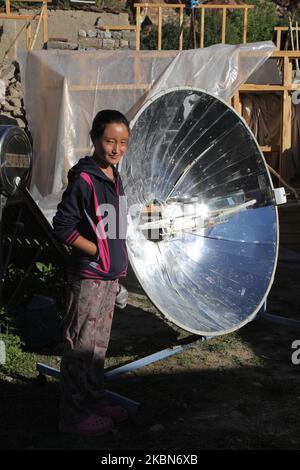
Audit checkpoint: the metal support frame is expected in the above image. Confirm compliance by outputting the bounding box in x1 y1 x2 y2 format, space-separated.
257 298 300 330
36 336 205 414
36 252 300 412
36 305 300 412
257 254 300 330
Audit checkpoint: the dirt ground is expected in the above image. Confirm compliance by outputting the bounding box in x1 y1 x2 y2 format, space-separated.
0 246 300 451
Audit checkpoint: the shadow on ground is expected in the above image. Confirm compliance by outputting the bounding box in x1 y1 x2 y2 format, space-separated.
0 255 300 450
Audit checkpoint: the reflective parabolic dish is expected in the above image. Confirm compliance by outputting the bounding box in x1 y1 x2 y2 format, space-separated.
121 88 278 336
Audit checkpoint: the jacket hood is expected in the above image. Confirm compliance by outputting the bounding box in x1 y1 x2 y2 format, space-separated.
68 155 119 182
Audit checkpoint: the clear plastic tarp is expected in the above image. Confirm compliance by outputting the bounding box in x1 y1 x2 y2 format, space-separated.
18 41 276 222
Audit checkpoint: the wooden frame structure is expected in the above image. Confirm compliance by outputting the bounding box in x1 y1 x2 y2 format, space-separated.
232 51 300 180
0 0 50 49
1 2 299 183
61 49 300 182
134 3 254 51
274 26 300 50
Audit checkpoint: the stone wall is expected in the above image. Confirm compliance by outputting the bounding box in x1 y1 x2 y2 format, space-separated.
0 60 27 130
47 25 136 50
0 9 131 60
0 9 133 130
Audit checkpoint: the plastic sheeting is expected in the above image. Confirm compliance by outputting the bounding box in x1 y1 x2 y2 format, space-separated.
18 41 276 222
243 93 300 181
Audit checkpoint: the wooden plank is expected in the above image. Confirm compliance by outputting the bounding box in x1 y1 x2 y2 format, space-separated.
29 4 46 50
0 14 40 19
280 56 292 178
43 1 48 44
69 84 151 91
136 5 141 51
26 22 32 49
127 51 177 58
179 7 183 51
260 145 280 152
133 3 254 9
272 50 300 57
232 92 242 115
48 37 68 42
221 8 226 44
243 7 248 44
274 26 289 32
200 7 205 48
96 25 136 31
158 6 162 51
5 0 10 15
276 28 282 49
239 85 285 91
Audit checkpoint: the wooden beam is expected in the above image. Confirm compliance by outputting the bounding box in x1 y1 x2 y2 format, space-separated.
69 84 151 91
5 0 10 15
280 56 292 178
274 26 289 32
179 7 183 51
96 25 136 31
239 84 285 91
0 14 40 19
272 50 300 57
158 6 162 51
276 28 282 49
200 7 205 48
260 145 280 152
42 1 48 44
29 4 46 50
136 5 141 51
232 92 242 115
134 3 254 9
26 22 32 49
243 7 248 44
221 8 226 44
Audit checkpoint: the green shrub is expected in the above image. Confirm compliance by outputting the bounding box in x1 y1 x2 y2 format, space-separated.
141 15 190 50
0 333 27 374
226 0 278 44
141 1 280 50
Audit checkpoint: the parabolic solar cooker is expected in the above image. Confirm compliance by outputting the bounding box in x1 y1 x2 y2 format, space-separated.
121 87 287 337
36 88 290 408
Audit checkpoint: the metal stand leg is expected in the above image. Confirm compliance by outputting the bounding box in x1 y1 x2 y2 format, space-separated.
256 298 300 330
36 336 206 415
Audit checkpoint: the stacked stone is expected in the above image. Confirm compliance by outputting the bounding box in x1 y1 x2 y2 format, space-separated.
0 60 27 129
77 28 136 50
47 30 136 51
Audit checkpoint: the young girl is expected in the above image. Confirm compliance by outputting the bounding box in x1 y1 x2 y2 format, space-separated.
53 110 129 436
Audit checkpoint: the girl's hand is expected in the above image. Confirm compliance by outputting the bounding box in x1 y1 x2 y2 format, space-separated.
71 235 98 257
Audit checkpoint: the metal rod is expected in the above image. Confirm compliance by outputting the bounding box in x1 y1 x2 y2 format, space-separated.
104 338 203 380
36 363 140 414
259 312 300 330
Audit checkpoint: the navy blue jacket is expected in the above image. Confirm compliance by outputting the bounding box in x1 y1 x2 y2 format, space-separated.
53 156 128 280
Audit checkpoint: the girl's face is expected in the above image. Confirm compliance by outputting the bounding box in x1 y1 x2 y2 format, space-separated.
94 122 129 167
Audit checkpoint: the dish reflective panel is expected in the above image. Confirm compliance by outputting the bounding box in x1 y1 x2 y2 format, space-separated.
121 88 278 336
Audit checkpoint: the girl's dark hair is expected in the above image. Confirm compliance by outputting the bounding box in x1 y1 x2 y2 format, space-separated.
90 109 130 143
